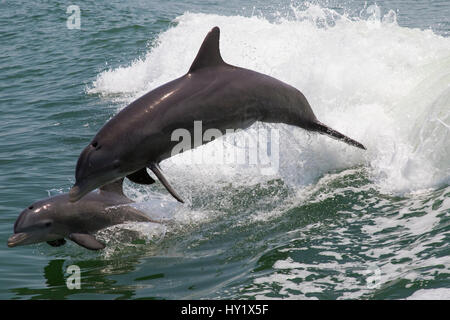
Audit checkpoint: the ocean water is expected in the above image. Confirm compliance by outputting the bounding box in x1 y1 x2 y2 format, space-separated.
0 0 449 300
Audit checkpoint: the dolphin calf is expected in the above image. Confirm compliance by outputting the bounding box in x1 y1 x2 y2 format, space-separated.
70 26 365 203
8 179 154 250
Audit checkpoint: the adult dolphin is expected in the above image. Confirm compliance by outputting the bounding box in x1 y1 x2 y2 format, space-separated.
69 26 366 203
8 179 154 250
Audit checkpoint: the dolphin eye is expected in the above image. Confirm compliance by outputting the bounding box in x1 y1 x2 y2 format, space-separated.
45 222 52 228
92 141 102 150
113 160 120 169
28 206 33 210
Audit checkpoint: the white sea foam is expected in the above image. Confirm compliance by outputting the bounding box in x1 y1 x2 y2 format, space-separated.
406 288 450 300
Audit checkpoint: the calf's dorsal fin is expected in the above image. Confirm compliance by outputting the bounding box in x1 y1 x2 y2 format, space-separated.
99 178 125 197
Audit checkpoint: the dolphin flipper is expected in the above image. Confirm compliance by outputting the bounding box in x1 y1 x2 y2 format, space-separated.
149 163 184 203
47 239 66 247
127 168 155 185
69 233 105 250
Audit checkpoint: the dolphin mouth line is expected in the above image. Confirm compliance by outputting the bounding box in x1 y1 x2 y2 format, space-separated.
7 233 31 247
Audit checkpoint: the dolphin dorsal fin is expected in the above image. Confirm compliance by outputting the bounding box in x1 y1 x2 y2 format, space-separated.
189 26 225 73
99 178 125 197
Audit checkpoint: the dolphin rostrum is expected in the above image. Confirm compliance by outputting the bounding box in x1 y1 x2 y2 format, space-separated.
69 26 365 203
8 179 154 250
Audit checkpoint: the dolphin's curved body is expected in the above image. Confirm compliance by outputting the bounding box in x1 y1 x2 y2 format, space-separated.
70 26 365 203
8 179 153 250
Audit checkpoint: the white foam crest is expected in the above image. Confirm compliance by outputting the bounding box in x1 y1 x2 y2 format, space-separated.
406 288 450 300
95 221 167 258
89 5 450 193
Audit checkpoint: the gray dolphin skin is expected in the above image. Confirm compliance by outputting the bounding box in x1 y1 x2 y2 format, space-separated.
8 179 154 250
70 26 365 203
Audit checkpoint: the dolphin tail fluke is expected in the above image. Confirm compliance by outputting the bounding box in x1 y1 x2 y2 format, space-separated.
149 163 185 203
311 121 366 150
